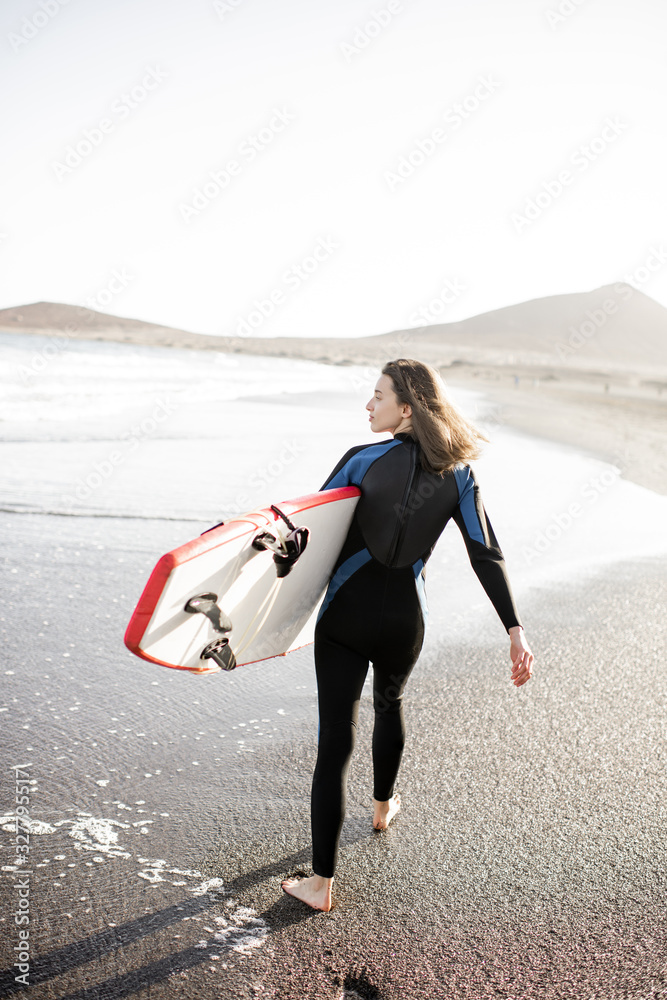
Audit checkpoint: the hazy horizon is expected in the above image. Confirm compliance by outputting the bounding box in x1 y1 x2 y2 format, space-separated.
3 277 663 344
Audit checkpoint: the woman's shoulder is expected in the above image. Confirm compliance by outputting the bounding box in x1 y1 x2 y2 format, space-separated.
320 437 401 490
321 439 391 489
340 437 400 461
451 462 479 494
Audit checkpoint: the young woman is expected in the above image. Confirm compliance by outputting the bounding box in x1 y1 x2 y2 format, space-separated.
282 359 533 912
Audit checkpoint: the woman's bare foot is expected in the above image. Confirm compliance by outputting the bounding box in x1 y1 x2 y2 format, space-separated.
373 793 401 830
281 873 333 912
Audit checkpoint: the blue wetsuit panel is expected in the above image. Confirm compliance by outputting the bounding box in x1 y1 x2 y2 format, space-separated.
321 439 402 490
453 466 486 544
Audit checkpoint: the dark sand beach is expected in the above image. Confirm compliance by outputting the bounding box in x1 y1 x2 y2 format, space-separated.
1 292 666 998
1 519 665 999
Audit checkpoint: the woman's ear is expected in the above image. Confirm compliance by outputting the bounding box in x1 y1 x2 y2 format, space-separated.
402 404 412 418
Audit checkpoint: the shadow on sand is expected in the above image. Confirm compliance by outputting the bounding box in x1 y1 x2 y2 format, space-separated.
0 850 318 1000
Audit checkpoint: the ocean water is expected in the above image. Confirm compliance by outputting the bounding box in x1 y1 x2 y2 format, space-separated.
0 332 373 521
1 330 665 593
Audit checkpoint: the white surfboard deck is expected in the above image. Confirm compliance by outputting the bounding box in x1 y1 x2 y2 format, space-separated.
124 487 360 674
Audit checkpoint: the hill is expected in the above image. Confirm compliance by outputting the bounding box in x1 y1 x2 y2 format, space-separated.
0 301 217 350
1 284 666 376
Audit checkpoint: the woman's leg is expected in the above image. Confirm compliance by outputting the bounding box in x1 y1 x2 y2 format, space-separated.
370 589 425 807
371 656 418 803
310 630 370 877
282 629 368 910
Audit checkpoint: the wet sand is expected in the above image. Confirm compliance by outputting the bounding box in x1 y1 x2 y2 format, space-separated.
216 558 667 1000
1 510 666 999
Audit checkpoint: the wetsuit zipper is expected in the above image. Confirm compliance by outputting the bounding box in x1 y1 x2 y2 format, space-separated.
387 445 418 568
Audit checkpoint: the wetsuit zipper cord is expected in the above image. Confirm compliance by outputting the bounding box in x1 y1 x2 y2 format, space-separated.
387 446 417 568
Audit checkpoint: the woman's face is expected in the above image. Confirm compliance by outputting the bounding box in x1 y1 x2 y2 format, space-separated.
366 374 412 434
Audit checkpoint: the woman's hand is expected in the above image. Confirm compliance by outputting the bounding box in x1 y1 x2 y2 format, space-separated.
508 626 533 687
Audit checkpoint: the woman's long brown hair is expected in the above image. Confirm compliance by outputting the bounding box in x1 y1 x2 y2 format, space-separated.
382 358 488 474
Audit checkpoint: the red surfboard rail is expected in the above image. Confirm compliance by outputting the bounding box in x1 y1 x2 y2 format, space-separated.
123 486 360 664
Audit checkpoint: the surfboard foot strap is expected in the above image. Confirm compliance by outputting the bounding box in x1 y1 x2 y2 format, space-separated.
253 506 309 578
184 593 232 634
200 637 237 671
184 595 237 671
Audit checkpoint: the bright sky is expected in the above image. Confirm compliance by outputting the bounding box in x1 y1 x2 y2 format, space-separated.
2 0 666 339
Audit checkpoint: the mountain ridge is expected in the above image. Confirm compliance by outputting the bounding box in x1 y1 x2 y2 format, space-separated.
1 283 666 374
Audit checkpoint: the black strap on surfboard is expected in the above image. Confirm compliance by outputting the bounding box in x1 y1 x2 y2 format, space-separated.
252 506 309 578
270 504 297 531
184 594 237 671
184 593 232 634
200 637 237 671
273 525 309 577
201 519 225 535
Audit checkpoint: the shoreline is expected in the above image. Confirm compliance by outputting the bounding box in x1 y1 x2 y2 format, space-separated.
447 365 667 496
5 324 666 496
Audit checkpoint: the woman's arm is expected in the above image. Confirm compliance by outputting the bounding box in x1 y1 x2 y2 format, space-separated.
452 465 523 632
453 466 534 685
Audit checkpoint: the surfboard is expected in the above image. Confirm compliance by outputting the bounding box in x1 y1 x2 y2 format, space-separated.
124 486 361 675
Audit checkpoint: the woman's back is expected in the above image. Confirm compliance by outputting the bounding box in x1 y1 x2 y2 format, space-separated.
320 431 521 633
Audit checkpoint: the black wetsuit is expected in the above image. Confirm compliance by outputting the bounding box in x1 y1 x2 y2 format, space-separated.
311 432 522 877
